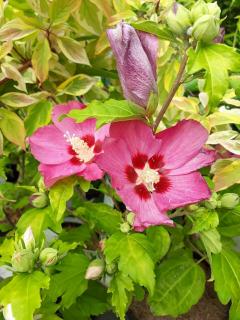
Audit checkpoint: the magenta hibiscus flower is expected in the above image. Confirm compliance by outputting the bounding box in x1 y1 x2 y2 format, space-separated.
29 101 108 188
97 120 215 231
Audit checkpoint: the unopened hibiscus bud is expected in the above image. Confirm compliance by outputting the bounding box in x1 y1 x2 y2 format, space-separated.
30 192 48 208
120 222 131 233
220 193 239 209
192 15 220 43
85 259 104 280
11 249 34 272
126 212 135 226
107 22 158 108
207 2 221 19
204 193 218 209
22 226 35 250
191 1 221 22
166 2 191 35
40 248 58 267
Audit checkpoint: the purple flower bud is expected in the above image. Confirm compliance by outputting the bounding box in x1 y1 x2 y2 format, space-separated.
107 22 158 108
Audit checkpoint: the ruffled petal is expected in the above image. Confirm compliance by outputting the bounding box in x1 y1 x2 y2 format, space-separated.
156 120 209 170
153 172 211 211
79 163 104 181
29 125 71 164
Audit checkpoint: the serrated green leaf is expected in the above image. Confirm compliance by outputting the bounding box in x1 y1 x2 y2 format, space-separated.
0 238 15 265
57 74 97 96
149 254 205 317
146 226 171 262
32 37 52 83
0 271 49 320
108 272 134 320
59 224 92 245
57 37 90 65
25 100 52 136
189 209 219 234
69 99 145 128
48 253 89 308
76 202 123 234
188 44 240 107
0 108 26 149
49 176 76 224
105 232 155 294
0 92 37 107
200 229 222 254
212 248 240 304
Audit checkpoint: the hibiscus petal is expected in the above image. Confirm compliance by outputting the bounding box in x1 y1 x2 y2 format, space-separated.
95 124 110 142
118 184 173 231
96 138 132 189
107 22 157 108
52 101 96 137
154 172 211 211
168 148 216 175
29 125 72 164
39 160 85 188
109 120 162 158
156 120 209 170
79 163 104 181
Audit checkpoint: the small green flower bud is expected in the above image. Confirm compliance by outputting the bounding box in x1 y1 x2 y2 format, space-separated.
40 248 58 267
192 14 220 43
126 212 135 226
220 193 240 209
204 193 219 209
191 0 209 22
30 192 48 208
22 226 35 250
188 204 199 211
166 3 191 35
85 259 104 280
120 222 131 233
207 2 221 19
11 249 34 273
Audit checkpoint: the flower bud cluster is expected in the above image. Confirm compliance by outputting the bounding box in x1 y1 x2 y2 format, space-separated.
204 192 239 210
166 0 221 43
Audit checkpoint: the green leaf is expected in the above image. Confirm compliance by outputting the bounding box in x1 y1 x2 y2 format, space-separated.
32 37 52 83
48 253 89 308
218 206 240 237
50 0 80 25
76 202 123 234
63 282 110 320
57 37 90 65
230 299 240 320
212 248 240 304
69 99 145 128
131 21 175 42
0 108 26 149
0 19 37 41
25 100 52 136
0 92 37 107
17 207 54 246
189 209 219 234
104 232 155 294
200 229 222 254
0 41 13 59
57 74 97 96
1 62 26 92
108 272 134 320
77 0 103 35
0 238 15 265
49 177 75 225
149 254 205 317
212 159 240 191
146 226 171 262
0 271 49 320
188 44 240 107
59 224 92 245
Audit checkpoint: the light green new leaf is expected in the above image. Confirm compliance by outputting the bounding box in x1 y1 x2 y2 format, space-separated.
108 272 134 320
69 99 145 128
0 271 49 320
200 229 222 254
0 108 26 149
48 253 89 308
0 19 37 41
25 100 52 136
149 254 205 317
146 226 171 262
57 37 90 65
32 37 52 83
188 44 240 107
212 248 240 304
0 238 15 265
189 209 219 234
131 21 175 42
49 176 76 223
104 232 155 294
57 74 97 96
0 92 37 107
50 0 80 25
76 202 123 234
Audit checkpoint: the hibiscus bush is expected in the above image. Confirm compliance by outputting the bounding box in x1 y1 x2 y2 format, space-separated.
1 0 240 319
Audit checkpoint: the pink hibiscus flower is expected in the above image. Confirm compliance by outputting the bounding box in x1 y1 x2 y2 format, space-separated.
97 120 215 231
29 101 109 188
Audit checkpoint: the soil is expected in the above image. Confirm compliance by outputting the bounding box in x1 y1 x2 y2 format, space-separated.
130 279 229 320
